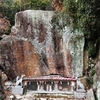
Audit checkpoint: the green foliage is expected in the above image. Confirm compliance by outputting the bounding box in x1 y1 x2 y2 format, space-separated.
50 0 100 58
85 78 93 88
90 69 96 76
31 0 51 10
0 0 51 35
63 0 100 58
85 70 94 88
85 58 96 88
88 43 96 58
12 0 51 11
0 0 20 26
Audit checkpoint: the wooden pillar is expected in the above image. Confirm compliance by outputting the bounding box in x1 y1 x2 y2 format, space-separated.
49 82 52 91
71 81 75 93
40 81 44 91
54 81 59 91
67 81 71 92
37 82 40 91
46 84 50 91
23 81 27 95
59 81 63 90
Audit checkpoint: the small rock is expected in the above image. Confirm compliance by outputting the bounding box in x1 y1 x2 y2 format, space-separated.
86 88 95 100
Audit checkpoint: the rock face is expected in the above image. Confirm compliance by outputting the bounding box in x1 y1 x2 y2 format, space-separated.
0 10 84 80
96 58 100 100
97 81 100 100
0 36 41 79
0 70 6 100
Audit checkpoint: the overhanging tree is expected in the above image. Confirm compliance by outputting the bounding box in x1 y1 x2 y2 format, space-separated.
63 0 100 58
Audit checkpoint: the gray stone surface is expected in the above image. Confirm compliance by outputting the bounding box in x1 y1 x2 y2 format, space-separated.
97 81 100 100
0 10 84 79
63 28 84 77
86 88 95 100
11 10 85 78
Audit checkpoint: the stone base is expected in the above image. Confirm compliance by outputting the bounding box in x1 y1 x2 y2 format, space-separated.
26 90 74 95
11 92 86 100
11 86 23 95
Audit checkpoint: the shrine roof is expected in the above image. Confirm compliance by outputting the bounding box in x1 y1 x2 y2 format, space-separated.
22 75 76 81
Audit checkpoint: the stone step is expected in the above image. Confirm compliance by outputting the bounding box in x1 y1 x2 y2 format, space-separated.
74 91 86 99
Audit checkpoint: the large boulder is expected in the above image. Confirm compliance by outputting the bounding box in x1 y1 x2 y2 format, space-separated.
0 10 84 80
